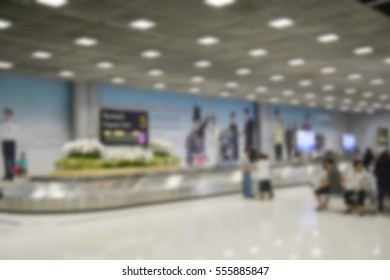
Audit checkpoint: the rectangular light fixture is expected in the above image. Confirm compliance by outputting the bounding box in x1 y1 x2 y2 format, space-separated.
0 61 13 69
288 58 305 66
205 0 235 8
317 33 339 43
36 0 68 8
32 51 52 59
269 18 294 29
0 18 12 29
74 36 98 47
354 46 373 55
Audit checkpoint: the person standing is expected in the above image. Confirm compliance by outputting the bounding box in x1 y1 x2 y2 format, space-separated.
374 150 390 213
229 113 239 161
362 148 375 171
243 108 255 150
272 109 284 162
242 147 253 198
1 108 18 181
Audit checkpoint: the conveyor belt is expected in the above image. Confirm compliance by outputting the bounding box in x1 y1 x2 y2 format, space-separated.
0 163 338 213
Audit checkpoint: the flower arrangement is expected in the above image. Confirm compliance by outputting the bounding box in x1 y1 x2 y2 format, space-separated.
56 138 179 170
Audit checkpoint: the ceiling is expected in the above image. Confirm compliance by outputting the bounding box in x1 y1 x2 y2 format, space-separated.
1 0 390 113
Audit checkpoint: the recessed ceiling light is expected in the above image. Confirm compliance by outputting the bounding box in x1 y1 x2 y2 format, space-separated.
340 106 349 112
248 48 268 57
36 0 68 8
385 104 390 110
283 89 294 96
220 91 230 97
321 66 336 74
384 58 390 64
129 19 155 30
348 73 362 80
148 69 164 76
288 58 305 66
325 104 334 110
299 80 312 87
317 33 339 43
236 68 252 76
305 93 316 99
246 94 256 100
363 91 374 98
345 88 356 95
191 76 205 83
290 99 300 105
379 94 389 101
0 60 13 69
325 95 335 102
256 86 268 93
189 87 200 94
197 35 219 46
354 46 374 56
96 61 114 69
354 107 363 113
32 50 52 59
322 84 335 91
0 18 12 30
269 17 294 29
205 0 235 8
111 77 125 84
342 98 352 104
141 49 161 59
59 70 74 78
370 78 384 86
270 74 284 82
154 82 166 90
358 100 368 106
74 36 98 47
194 60 212 68
226 81 238 88
269 97 280 103
372 103 382 109
309 102 317 108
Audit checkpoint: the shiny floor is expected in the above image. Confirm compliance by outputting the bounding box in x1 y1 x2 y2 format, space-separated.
0 186 389 260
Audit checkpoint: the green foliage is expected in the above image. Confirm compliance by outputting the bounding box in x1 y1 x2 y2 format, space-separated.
55 154 180 170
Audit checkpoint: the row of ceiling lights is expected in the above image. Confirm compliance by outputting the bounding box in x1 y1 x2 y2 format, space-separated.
0 0 389 113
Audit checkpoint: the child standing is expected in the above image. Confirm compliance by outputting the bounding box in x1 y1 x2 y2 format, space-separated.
256 153 273 200
13 151 28 178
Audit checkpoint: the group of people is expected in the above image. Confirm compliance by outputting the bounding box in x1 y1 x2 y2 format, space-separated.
241 148 274 200
186 105 255 167
315 148 390 215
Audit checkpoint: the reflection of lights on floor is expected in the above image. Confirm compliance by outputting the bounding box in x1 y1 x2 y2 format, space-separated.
224 249 235 258
274 239 283 247
231 171 242 183
289 253 299 260
250 246 259 254
295 235 303 243
165 175 183 189
312 229 319 238
311 247 322 258
373 246 381 256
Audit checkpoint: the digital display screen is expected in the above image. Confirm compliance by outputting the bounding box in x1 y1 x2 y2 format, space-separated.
342 133 356 151
100 109 148 146
296 130 316 153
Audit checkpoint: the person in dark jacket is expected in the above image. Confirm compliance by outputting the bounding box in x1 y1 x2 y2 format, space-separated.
243 108 255 150
374 150 390 213
229 113 239 160
362 148 375 171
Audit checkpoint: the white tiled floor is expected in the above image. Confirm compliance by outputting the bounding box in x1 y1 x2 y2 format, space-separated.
0 186 389 260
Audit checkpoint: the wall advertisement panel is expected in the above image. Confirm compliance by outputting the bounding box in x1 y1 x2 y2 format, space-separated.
98 85 257 167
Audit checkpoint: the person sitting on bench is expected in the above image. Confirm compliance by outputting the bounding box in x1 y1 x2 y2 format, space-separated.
315 158 342 210
343 160 369 216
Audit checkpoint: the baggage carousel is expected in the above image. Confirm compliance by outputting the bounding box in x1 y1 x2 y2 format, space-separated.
0 162 343 213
